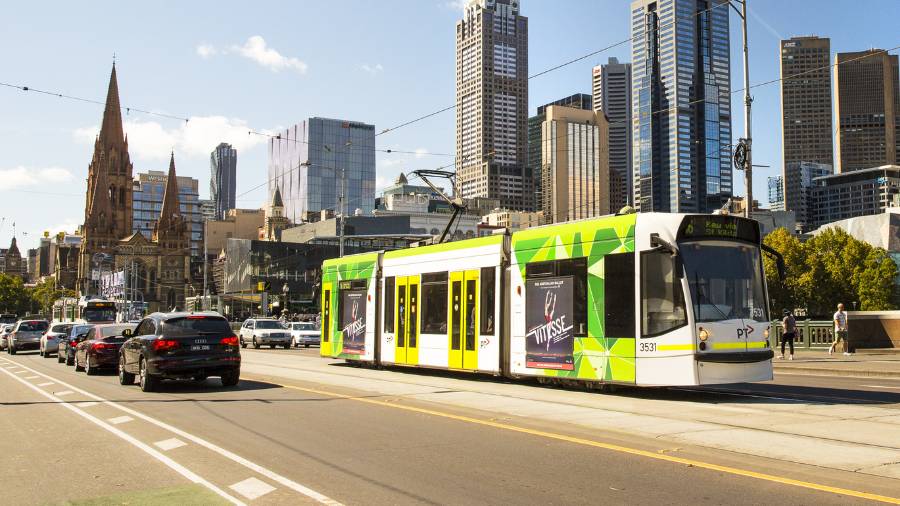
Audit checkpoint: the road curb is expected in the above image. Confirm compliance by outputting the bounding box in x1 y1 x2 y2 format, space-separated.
774 366 900 379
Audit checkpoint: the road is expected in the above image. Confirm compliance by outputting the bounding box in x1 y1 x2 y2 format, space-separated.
2 347 899 505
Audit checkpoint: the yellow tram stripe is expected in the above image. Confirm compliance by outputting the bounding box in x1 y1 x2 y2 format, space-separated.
657 344 694 351
710 341 767 350
245 376 900 505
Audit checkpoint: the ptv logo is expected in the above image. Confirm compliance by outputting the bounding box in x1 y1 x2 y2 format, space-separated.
736 324 754 339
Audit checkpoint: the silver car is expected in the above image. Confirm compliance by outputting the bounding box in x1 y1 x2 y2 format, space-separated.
7 319 50 355
40 323 74 358
0 324 13 351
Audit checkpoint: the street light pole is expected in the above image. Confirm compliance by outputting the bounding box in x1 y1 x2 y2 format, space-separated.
339 166 346 258
202 217 208 311
732 0 753 218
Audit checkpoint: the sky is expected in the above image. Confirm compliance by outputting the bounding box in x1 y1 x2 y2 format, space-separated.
2 0 899 252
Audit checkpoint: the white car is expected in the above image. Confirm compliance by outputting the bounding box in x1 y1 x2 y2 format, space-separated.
290 322 320 348
239 318 291 349
0 324 13 351
40 323 74 358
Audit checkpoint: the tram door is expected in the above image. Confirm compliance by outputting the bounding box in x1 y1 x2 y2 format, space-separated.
448 270 479 370
321 283 333 357
395 276 419 365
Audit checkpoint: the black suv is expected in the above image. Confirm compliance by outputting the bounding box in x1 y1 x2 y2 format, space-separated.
118 312 241 392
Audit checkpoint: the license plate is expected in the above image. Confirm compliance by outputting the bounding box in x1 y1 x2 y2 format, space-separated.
191 345 211 351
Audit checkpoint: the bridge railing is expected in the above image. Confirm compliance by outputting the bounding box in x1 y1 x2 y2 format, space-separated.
770 320 834 349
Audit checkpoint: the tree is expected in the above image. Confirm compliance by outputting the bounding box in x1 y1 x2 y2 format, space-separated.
0 273 31 316
27 278 76 317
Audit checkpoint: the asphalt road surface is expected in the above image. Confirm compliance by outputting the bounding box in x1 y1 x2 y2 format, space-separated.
2 347 899 505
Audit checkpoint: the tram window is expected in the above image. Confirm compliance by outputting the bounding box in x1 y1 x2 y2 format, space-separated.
604 253 635 339
641 250 687 337
409 285 418 347
558 258 588 337
526 260 555 278
384 277 395 333
421 272 448 334
480 267 495 335
451 280 462 349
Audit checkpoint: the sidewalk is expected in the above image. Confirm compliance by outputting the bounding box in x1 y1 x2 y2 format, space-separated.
773 349 900 378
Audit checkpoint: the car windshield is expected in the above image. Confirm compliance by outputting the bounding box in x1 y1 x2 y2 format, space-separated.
18 321 49 332
256 320 285 330
72 325 93 337
292 323 315 331
83 308 117 322
98 324 136 338
679 241 768 323
161 317 233 338
51 324 73 334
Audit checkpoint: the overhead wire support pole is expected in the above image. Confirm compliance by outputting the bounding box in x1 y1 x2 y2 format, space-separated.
730 0 752 218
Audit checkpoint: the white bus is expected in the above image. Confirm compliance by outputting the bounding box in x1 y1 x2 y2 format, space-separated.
52 297 117 325
321 212 781 387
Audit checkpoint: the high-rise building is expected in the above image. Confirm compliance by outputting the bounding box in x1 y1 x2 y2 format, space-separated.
785 161 832 231
809 165 900 229
541 105 610 223
780 37 833 169
593 57 633 210
210 143 237 219
767 176 784 211
268 118 376 224
527 93 592 209
456 0 531 210
631 0 732 213
835 49 900 172
133 170 202 258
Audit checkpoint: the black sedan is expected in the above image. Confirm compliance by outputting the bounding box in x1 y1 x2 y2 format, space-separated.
74 323 137 375
118 312 240 392
58 324 95 366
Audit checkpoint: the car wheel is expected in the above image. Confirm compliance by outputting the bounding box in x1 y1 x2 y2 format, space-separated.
65 352 74 366
252 337 260 349
39 347 44 357
118 356 135 385
283 343 291 350
85 357 95 376
305 344 310 348
220 370 240 387
193 375 208 383
9 343 16 355
57 351 64 364
240 337 247 349
74 355 84 372
269 344 275 349
139 357 158 392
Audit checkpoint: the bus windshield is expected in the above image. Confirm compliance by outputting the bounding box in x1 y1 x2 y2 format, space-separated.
83 308 116 322
679 241 768 323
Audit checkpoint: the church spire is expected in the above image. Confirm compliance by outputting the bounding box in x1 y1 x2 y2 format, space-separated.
272 184 284 208
159 152 181 223
98 63 126 149
87 152 113 231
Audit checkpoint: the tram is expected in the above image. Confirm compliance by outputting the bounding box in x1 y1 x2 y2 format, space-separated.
52 296 117 325
320 212 779 387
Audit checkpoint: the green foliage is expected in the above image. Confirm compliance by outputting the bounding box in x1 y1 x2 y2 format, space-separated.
763 227 899 317
0 273 32 315
27 278 76 316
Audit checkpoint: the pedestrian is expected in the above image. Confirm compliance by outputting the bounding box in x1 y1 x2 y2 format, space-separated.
779 309 796 360
828 303 850 356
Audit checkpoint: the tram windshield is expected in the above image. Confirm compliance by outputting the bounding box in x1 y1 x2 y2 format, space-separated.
83 307 117 322
680 241 768 323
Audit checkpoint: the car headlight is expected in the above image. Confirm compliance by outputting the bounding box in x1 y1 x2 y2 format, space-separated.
698 327 710 342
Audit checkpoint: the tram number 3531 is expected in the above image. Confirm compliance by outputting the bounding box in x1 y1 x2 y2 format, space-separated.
639 342 657 353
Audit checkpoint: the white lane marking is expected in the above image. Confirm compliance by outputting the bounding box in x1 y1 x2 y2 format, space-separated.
75 401 100 408
13 370 26 374
5 357 343 505
108 416 134 425
55 390 74 396
37 382 54 386
154 438 187 451
25 375 39 379
0 364 245 506
862 384 900 390
230 477 276 500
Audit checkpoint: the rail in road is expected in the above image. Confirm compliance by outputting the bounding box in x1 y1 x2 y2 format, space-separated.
2 349 900 504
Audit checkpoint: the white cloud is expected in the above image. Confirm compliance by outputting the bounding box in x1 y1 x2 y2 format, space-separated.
376 175 388 190
361 63 384 75
444 0 468 12
73 116 271 161
378 158 406 169
0 166 74 190
230 36 308 74
196 43 217 59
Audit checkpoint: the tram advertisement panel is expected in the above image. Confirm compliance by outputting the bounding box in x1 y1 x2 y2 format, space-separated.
341 289 367 355
525 276 575 370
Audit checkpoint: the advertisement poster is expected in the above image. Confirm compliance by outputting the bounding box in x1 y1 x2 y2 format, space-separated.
341 289 367 355
525 276 575 370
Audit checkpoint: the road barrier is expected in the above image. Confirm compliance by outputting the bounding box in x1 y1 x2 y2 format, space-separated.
771 320 834 349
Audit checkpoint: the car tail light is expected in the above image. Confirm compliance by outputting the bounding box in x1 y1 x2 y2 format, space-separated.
91 342 116 351
187 315 209 319
69 339 78 347
153 339 180 352
220 335 239 347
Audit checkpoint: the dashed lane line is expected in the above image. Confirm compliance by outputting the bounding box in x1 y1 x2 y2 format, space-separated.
230 477 276 500
0 357 342 506
0 361 245 505
154 438 187 451
108 416 134 425
37 382 54 386
55 390 74 396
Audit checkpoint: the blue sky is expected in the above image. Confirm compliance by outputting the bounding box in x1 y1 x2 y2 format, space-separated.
2 0 899 251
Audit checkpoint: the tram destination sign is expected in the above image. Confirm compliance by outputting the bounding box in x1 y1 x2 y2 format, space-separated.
340 289 367 355
677 215 759 243
525 276 575 371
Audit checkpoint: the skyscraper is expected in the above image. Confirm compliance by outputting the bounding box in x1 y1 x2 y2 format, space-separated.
456 0 531 210
527 93 592 209
780 37 833 168
132 170 203 258
835 49 900 172
593 57 633 210
210 142 237 219
767 175 784 211
541 105 610 223
268 118 376 223
785 161 832 230
631 0 732 213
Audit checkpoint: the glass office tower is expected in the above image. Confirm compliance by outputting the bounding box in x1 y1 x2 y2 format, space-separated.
631 0 732 213
268 117 376 224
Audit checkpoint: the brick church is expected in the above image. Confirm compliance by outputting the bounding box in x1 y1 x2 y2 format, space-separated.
76 64 191 312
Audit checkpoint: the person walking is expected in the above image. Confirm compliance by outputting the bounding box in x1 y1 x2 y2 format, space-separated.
780 309 796 360
828 303 850 355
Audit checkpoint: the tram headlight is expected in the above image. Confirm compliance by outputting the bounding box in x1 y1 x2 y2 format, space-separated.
763 328 770 338
698 327 710 342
